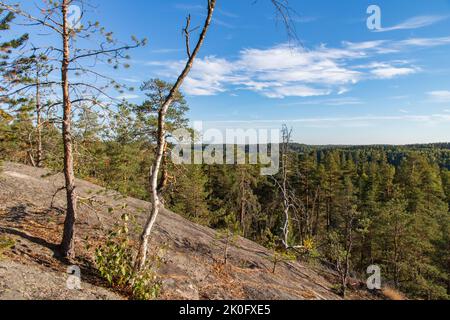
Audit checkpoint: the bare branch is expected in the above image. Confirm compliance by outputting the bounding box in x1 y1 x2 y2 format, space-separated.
183 15 192 59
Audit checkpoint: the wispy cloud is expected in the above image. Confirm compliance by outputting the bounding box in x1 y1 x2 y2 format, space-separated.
116 94 140 100
397 36 450 47
281 97 364 107
368 62 418 79
428 90 450 102
263 85 331 99
151 48 184 54
145 36 450 98
206 114 450 125
173 3 203 11
121 78 141 84
211 17 235 29
217 8 239 19
375 15 448 32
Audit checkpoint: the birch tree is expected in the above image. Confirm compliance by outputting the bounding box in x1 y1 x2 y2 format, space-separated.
134 0 217 272
134 0 296 271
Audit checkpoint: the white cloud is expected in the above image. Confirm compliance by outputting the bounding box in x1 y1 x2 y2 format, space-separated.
428 90 450 102
180 56 237 96
397 36 450 48
146 36 450 98
263 85 331 99
281 97 363 106
337 88 350 95
217 9 239 19
116 94 140 100
375 15 448 32
371 65 418 79
121 78 141 83
151 48 183 54
207 114 450 125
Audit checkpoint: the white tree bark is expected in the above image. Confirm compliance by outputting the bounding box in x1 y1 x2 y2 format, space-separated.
134 0 217 272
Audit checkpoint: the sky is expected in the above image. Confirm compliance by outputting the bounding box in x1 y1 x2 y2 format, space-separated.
6 0 450 145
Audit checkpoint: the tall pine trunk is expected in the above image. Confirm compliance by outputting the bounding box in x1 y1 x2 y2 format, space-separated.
35 68 43 168
60 0 77 259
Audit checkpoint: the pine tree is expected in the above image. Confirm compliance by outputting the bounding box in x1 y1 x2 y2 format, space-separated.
3 53 55 167
168 164 210 225
374 195 411 289
323 151 341 231
3 102 35 165
0 8 28 70
296 151 319 241
396 153 448 298
234 163 261 238
0 0 145 259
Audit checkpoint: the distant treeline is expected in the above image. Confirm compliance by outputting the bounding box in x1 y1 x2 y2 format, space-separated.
290 143 450 169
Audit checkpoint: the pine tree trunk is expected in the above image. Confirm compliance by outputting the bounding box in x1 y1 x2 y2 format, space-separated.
60 0 77 260
36 69 43 168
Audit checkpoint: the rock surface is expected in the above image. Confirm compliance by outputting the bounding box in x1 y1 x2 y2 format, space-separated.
0 260 123 300
0 162 372 300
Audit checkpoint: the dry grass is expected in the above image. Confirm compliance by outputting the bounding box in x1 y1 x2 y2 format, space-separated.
382 287 406 300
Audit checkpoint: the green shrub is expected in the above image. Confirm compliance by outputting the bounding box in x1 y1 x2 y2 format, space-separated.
264 229 297 274
94 213 162 300
0 236 15 260
131 267 161 300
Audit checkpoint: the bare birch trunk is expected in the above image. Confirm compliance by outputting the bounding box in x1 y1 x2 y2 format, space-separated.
134 0 216 272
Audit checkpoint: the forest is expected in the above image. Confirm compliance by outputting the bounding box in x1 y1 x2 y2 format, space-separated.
1 88 449 299
0 0 450 301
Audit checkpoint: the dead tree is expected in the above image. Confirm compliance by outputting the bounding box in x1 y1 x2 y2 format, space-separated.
271 125 304 250
280 125 293 248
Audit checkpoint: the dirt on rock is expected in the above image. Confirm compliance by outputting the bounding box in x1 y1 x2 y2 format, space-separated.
0 162 374 300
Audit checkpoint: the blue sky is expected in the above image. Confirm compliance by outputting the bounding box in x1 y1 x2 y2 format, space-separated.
7 0 450 144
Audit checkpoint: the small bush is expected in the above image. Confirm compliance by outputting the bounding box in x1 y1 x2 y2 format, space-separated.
131 267 161 300
213 214 240 265
264 229 297 274
94 213 162 300
0 236 15 260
